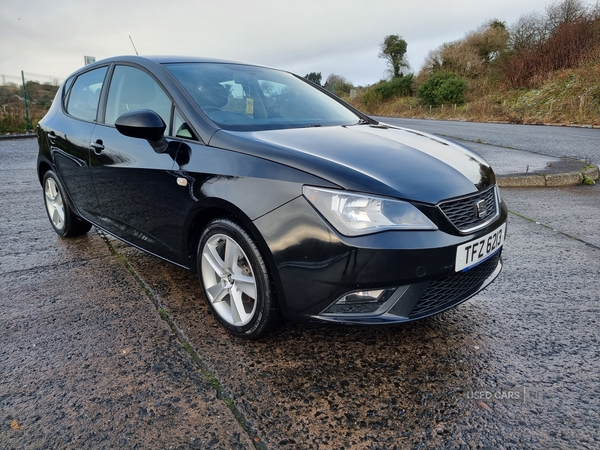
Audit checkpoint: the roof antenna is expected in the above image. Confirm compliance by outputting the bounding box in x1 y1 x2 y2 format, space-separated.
129 35 139 55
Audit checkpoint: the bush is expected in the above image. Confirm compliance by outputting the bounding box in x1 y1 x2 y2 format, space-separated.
324 74 354 96
502 16 600 88
363 74 414 107
417 71 467 105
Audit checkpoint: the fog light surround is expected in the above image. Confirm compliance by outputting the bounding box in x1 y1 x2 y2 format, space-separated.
322 287 403 315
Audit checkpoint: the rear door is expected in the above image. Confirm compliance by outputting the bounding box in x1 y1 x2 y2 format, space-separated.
48 66 108 222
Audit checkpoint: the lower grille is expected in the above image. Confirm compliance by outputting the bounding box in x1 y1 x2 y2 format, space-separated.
409 251 501 319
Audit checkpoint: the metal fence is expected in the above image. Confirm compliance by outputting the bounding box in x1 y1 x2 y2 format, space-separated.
1 72 63 132
0 72 63 87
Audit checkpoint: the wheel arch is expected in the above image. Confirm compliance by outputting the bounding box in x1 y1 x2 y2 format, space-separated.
37 160 53 186
184 202 285 307
38 163 86 224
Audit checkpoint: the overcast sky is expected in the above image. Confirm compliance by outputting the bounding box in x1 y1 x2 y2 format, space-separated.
2 0 553 86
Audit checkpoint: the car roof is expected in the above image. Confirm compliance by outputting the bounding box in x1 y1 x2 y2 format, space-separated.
66 55 279 83
145 55 254 65
84 55 270 71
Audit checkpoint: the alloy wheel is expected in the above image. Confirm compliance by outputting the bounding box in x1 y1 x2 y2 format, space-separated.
44 177 65 231
201 233 258 326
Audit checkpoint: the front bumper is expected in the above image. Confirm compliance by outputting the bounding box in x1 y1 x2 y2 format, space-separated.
314 250 502 324
253 194 507 324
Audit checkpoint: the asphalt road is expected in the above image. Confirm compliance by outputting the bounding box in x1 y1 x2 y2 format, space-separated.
0 138 255 449
374 117 600 164
2 136 599 449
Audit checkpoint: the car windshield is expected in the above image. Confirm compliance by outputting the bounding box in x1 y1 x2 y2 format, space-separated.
165 62 360 131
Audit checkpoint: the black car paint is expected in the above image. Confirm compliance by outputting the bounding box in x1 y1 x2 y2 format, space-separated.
210 125 495 202
37 55 507 326
253 194 507 320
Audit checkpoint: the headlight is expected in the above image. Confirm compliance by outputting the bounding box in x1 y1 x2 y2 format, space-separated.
303 186 437 236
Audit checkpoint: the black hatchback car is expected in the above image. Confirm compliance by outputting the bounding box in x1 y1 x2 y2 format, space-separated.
37 55 507 338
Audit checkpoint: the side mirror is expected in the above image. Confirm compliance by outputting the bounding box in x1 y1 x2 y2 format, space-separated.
115 109 168 153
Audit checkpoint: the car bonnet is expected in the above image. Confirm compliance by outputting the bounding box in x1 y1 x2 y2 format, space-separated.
209 124 495 204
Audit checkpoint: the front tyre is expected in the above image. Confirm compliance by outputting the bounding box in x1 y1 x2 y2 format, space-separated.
198 218 279 339
43 170 92 237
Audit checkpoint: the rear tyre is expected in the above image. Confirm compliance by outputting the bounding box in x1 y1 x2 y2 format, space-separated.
197 218 279 339
43 170 92 237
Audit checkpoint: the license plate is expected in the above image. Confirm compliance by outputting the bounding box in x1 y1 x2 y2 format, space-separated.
455 223 506 272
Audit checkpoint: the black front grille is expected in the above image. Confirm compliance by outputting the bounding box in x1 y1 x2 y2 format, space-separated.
439 185 498 232
409 251 501 319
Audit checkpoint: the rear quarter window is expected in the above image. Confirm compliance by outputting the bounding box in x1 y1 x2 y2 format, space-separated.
65 66 108 122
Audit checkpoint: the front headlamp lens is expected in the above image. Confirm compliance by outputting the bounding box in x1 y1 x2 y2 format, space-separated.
303 186 437 236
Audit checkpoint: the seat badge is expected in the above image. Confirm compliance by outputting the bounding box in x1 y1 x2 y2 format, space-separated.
475 199 487 219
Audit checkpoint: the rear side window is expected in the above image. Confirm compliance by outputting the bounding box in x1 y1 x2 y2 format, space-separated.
65 67 108 122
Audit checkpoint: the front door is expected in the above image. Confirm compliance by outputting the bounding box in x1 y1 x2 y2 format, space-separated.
89 65 188 262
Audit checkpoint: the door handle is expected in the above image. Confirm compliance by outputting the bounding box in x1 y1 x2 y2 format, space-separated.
91 140 105 155
48 131 57 144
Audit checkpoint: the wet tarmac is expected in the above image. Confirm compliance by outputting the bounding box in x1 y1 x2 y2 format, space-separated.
2 138 599 449
1 139 254 449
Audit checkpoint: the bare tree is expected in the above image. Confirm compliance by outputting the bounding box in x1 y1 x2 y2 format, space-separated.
591 0 600 17
323 74 353 95
509 12 548 50
545 0 588 34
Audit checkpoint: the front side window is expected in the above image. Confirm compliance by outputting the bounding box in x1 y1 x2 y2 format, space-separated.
105 66 172 128
165 62 360 131
65 66 108 122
